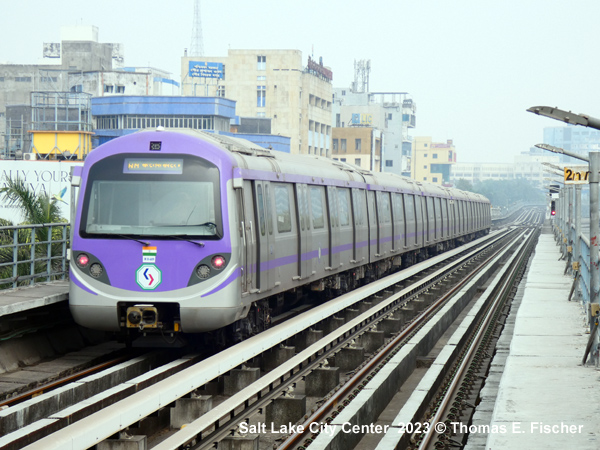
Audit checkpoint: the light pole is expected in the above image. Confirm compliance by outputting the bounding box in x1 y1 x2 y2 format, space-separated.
528 106 600 307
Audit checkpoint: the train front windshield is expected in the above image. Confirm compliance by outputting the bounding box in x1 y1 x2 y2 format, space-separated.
80 154 223 239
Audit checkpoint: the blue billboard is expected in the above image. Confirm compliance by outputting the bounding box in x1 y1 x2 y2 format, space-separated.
188 61 224 79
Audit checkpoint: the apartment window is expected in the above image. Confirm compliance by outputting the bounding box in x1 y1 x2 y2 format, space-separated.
257 55 266 71
116 85 125 94
333 139 339 151
104 84 114 93
341 139 347 152
355 138 361 151
257 85 266 107
257 112 265 118
424 153 428 157
433 153 438 159
433 177 438 182
355 158 361 166
217 85 225 97
257 75 266 81
388 113 393 120
386 160 393 167
341 158 346 162
15 77 32 82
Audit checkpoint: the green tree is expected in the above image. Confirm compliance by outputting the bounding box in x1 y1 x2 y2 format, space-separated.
0 177 67 288
455 179 474 192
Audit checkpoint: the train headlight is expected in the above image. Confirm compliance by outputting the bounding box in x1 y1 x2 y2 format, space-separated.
89 263 104 278
76 253 90 268
211 255 226 270
196 264 211 279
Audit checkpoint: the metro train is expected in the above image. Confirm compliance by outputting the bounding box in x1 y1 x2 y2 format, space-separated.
69 129 491 344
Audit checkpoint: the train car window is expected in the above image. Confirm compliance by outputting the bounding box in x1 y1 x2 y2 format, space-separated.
441 198 448 237
392 193 406 245
435 197 442 237
310 186 325 229
274 184 292 233
426 197 435 238
328 187 339 228
378 192 391 223
257 185 266 236
265 184 273 235
367 191 377 227
338 188 351 227
353 189 366 225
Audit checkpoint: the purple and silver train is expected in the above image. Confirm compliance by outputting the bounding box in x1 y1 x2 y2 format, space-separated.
69 129 490 344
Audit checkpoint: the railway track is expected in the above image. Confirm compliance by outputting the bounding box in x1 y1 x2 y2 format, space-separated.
0 212 542 450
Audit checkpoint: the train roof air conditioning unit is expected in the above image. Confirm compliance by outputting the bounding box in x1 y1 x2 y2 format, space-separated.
23 153 37 161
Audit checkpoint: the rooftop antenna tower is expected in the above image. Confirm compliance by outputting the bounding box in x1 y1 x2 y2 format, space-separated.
190 0 204 57
352 59 371 93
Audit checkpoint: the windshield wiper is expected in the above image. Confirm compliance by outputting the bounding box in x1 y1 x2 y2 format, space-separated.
115 234 151 246
169 236 205 247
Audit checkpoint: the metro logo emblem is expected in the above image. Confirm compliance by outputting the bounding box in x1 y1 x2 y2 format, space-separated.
136 264 162 290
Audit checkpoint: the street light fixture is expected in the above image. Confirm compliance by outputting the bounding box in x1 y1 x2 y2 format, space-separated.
528 105 600 306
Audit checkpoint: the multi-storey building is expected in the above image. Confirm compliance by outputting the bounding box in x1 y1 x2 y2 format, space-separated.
1 25 178 158
450 147 561 188
332 88 415 176
331 127 382 171
180 50 332 156
411 137 456 185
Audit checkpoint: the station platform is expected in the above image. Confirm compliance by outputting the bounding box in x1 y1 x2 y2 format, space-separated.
0 281 69 317
467 231 600 449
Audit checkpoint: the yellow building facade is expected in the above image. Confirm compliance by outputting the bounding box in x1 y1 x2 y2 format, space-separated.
412 137 456 185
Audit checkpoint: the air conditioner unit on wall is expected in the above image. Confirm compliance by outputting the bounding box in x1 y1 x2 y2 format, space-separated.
23 153 37 160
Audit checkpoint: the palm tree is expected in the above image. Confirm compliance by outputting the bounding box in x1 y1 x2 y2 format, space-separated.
0 177 67 288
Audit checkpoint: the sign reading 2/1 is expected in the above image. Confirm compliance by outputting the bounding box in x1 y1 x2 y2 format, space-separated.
564 166 590 184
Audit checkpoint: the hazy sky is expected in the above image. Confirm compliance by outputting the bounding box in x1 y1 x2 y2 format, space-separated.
2 0 600 163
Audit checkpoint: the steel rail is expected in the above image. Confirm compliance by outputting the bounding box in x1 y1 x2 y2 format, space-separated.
416 229 537 449
275 229 526 450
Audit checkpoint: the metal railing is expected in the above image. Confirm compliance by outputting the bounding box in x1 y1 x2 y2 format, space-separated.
0 223 69 290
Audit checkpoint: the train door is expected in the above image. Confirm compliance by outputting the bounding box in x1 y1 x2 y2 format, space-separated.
296 183 313 279
377 191 392 256
326 186 340 269
254 181 274 292
415 195 424 246
367 190 378 260
404 194 416 248
351 188 368 264
392 193 405 251
241 181 257 293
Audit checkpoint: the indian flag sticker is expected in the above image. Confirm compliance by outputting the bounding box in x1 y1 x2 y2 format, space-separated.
143 246 157 263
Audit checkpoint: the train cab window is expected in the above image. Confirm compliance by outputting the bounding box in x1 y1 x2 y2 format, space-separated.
310 186 325 229
338 188 351 227
81 154 222 239
274 184 292 233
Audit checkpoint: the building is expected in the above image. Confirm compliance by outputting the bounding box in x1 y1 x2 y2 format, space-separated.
544 125 600 163
332 88 416 176
411 137 456 185
450 147 561 188
0 25 178 158
92 95 290 152
331 127 382 171
180 49 332 156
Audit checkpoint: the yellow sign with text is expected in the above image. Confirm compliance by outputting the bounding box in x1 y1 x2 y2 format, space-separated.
564 166 589 184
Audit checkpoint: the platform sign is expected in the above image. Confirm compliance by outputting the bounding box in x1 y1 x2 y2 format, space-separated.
136 264 162 290
564 166 590 184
